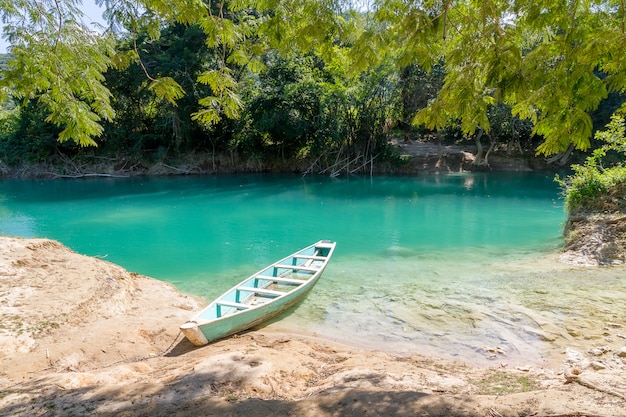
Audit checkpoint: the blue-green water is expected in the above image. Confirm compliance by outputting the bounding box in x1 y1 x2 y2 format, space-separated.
0 173 564 279
1 173 624 366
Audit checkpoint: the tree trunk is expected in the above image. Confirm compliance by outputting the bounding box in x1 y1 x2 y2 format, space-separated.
437 131 443 159
473 129 484 165
484 137 496 166
171 113 182 148
546 143 574 165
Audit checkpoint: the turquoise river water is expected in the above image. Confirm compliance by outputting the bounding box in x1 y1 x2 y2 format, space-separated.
1 173 624 366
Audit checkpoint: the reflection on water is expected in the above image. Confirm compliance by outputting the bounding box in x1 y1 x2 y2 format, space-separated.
1 174 622 367
0 201 37 237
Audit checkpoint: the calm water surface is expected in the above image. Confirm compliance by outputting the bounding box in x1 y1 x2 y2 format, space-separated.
1 173 624 366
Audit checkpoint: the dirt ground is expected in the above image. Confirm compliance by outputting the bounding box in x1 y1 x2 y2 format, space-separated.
0 236 625 417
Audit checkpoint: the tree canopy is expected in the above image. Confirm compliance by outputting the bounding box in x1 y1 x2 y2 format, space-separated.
357 0 626 156
1 0 626 155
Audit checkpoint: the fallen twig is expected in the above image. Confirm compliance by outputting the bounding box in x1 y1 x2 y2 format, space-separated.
564 368 626 401
50 173 130 178
540 412 604 417
606 216 626 225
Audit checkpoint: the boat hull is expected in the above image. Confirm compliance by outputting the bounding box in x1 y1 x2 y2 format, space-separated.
181 240 335 346
195 281 317 343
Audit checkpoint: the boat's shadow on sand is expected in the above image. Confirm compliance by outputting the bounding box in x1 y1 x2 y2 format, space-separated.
165 328 260 357
165 337 203 357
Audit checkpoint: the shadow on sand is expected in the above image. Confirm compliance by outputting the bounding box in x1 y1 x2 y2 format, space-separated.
0 370 483 417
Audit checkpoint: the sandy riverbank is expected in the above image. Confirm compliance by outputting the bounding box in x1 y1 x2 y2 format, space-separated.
1 236 624 416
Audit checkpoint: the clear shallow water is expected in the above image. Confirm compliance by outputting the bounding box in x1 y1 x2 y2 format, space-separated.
1 173 624 366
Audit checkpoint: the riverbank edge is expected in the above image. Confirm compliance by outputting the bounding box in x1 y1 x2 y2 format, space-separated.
561 211 626 266
0 139 560 179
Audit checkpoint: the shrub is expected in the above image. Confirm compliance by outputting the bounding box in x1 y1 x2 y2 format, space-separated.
557 114 626 213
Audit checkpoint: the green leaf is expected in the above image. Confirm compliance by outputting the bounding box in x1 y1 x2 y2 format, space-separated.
191 107 221 125
197 69 236 93
111 50 139 70
147 77 186 106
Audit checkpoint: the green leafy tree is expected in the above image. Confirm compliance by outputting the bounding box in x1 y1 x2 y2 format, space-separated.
239 55 335 160
363 0 626 156
0 0 269 147
102 24 215 153
1 0 117 146
0 101 70 163
4 0 626 160
397 63 444 140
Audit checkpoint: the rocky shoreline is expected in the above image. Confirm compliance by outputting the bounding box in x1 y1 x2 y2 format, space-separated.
561 212 626 266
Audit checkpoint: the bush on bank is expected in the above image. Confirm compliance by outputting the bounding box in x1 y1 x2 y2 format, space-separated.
558 114 626 214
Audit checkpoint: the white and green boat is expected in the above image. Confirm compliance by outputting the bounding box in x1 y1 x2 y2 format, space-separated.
180 240 336 346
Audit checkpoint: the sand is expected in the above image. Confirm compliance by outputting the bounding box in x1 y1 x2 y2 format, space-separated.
1 236 624 416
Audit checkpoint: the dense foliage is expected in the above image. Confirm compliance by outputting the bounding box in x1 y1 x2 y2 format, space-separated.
1 1 626 178
557 114 626 213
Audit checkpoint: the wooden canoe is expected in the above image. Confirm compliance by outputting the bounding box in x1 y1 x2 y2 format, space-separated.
180 240 336 346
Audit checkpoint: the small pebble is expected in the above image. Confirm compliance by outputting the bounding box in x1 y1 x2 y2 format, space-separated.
588 346 611 356
617 347 626 358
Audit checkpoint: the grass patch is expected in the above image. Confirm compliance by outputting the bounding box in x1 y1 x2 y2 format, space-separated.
475 371 539 395
0 313 63 336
